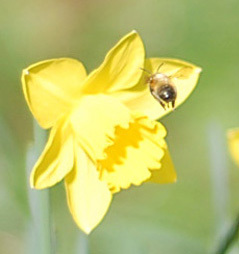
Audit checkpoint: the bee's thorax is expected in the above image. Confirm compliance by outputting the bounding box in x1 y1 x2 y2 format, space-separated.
148 73 171 88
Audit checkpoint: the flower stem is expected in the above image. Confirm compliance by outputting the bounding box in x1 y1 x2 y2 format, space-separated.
75 231 89 254
215 214 239 254
26 121 53 254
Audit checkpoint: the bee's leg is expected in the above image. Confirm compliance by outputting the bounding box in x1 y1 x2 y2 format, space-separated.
171 100 175 108
150 89 160 100
159 99 166 110
150 89 167 110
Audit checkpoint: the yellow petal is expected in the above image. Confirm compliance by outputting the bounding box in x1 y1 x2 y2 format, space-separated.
30 121 74 189
81 31 145 94
115 58 201 120
98 116 167 193
147 146 177 183
227 128 239 167
65 144 112 234
70 94 131 161
22 58 87 129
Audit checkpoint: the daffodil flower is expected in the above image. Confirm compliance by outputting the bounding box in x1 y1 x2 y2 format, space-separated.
227 128 239 167
22 31 201 234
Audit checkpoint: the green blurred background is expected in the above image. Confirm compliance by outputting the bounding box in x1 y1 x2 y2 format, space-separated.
1 0 239 253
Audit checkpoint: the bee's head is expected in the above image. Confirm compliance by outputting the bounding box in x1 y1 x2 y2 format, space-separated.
146 75 154 84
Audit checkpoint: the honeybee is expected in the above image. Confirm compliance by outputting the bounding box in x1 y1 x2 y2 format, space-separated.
141 63 187 110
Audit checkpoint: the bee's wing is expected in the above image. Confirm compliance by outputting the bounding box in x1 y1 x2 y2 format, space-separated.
170 67 194 79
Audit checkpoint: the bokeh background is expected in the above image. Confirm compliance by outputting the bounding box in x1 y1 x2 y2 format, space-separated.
1 0 239 253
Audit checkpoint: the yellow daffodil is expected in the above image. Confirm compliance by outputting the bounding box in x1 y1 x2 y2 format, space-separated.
21 31 201 234
227 128 239 167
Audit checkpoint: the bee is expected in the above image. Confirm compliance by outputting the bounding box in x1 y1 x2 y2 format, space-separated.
141 63 186 110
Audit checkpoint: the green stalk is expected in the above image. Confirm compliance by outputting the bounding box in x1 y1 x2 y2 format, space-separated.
208 123 239 253
215 214 239 254
26 121 53 254
75 231 89 254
